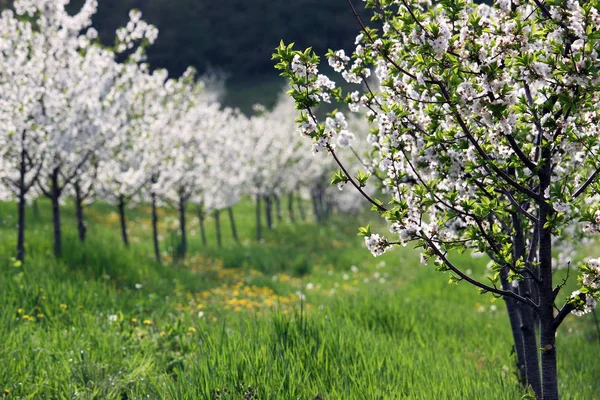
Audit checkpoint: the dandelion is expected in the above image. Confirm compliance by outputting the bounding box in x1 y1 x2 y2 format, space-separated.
108 314 118 322
295 291 306 301
60 304 67 309
143 319 152 325
198 311 205 318
188 327 196 333
351 265 359 273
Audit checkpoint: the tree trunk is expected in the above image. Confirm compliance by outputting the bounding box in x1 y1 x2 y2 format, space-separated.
539 149 558 400
118 195 129 247
508 209 541 397
227 206 239 243
539 201 558 400
214 209 222 248
197 207 207 246
275 195 282 222
74 182 87 243
16 141 27 262
297 189 306 221
50 168 62 258
519 281 542 398
288 192 295 222
32 199 39 220
311 188 321 222
151 191 160 263
256 194 262 242
16 187 26 263
178 193 187 258
265 195 273 230
500 269 527 386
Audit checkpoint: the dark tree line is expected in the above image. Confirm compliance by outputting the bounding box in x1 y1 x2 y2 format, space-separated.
11 0 370 83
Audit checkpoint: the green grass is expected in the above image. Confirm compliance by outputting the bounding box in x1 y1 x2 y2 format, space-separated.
1 198 599 399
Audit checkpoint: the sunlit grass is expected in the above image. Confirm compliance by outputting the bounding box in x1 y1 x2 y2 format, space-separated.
0 199 598 399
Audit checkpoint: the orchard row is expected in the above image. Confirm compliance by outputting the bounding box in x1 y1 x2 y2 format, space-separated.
0 1 367 263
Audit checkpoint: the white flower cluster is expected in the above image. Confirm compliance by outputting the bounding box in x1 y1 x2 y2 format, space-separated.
583 210 600 233
328 49 350 73
570 290 597 316
583 258 600 291
365 234 390 257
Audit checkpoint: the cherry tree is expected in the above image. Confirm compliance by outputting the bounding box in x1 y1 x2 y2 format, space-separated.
0 0 114 258
199 107 247 246
35 31 118 257
96 61 167 248
159 80 224 258
239 96 312 239
275 0 600 398
0 7 46 262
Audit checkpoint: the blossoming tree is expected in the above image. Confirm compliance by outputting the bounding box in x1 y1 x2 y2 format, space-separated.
274 0 600 398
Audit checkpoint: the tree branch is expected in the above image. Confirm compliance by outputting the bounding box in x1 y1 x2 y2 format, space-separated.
423 234 540 310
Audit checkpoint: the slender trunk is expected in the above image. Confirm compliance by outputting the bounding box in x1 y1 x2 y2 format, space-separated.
74 182 86 242
500 269 527 385
227 207 239 243
50 168 62 258
520 281 542 398
265 195 273 230
256 194 262 242
32 199 39 220
118 195 129 247
311 189 321 222
288 192 295 222
151 191 160 263
539 148 558 400
214 209 222 248
275 195 282 222
539 200 558 400
178 193 187 259
509 208 541 396
16 191 26 262
197 207 207 246
297 189 306 221
16 139 27 262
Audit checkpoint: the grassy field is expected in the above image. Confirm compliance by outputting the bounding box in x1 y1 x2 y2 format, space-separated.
0 199 599 399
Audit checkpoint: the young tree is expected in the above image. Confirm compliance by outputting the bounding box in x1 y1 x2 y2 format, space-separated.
275 0 600 398
160 79 223 258
0 8 46 262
